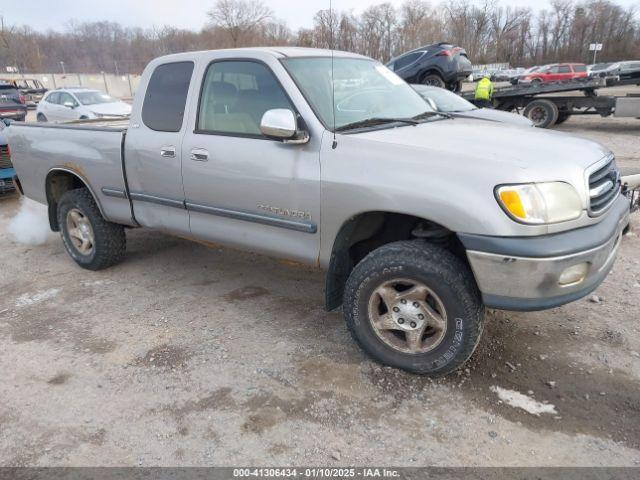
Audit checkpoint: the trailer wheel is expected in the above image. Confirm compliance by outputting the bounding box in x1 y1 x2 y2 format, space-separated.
524 99 559 128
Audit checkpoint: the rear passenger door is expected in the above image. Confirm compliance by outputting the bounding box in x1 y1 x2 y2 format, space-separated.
180 59 321 264
557 65 572 81
124 61 195 235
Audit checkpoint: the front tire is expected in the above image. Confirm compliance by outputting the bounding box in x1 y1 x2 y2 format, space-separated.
343 240 484 376
57 188 126 271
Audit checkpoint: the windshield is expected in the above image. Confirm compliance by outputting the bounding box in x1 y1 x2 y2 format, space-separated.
592 63 612 71
75 91 117 106
282 57 433 131
412 86 476 112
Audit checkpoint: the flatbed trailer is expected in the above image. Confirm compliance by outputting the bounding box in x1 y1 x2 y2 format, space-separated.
462 78 640 128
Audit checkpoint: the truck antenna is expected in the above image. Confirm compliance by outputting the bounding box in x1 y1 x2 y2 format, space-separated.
330 0 337 149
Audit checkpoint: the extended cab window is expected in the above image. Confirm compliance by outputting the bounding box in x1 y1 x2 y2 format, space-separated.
142 61 194 132
197 61 293 136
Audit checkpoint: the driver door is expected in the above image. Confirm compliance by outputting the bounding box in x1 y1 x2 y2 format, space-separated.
181 59 321 264
56 92 80 121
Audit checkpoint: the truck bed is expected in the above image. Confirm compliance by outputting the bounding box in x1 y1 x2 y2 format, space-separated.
6 120 135 226
12 117 129 131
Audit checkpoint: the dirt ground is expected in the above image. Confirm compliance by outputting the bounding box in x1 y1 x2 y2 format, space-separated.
2 101 640 467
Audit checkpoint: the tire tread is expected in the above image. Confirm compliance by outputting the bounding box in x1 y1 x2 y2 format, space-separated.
57 188 126 271
343 240 484 375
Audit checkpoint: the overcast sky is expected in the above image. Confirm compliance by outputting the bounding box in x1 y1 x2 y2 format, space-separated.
1 0 639 31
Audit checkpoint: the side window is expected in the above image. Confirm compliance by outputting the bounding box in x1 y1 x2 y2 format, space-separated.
574 65 587 73
142 61 194 132
394 52 423 71
59 92 78 107
558 65 571 73
197 61 294 137
547 66 560 74
47 92 60 104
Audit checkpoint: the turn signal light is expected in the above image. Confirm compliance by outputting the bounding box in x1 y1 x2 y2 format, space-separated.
499 190 526 219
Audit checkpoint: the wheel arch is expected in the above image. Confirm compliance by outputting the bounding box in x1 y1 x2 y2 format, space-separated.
45 168 106 231
324 210 469 311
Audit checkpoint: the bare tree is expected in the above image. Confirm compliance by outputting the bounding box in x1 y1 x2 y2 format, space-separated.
207 0 272 47
0 0 638 74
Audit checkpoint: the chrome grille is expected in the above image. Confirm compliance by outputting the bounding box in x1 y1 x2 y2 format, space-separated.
0 144 11 169
587 156 620 215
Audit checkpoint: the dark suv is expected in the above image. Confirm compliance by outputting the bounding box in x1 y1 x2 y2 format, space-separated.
0 83 27 121
387 43 472 92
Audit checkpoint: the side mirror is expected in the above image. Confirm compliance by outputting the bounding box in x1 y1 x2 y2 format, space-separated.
260 109 309 145
63 101 76 109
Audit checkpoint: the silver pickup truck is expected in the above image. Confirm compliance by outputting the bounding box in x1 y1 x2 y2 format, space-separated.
6 48 632 375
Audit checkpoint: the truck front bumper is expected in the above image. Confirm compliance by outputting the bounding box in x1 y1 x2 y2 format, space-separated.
459 195 631 311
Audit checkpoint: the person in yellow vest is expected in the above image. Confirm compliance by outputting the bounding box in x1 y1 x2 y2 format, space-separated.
475 74 494 108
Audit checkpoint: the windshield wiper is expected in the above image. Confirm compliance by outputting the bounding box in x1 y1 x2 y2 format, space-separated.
335 117 420 132
411 110 453 120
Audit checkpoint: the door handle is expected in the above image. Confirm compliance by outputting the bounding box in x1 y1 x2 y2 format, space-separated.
160 146 176 158
190 148 209 162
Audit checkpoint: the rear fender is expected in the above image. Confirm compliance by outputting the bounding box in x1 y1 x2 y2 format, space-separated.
45 167 106 231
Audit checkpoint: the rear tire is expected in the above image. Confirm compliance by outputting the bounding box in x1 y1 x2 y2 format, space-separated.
448 81 463 93
523 99 559 128
343 240 485 376
37 113 47 122
57 188 126 271
421 73 446 88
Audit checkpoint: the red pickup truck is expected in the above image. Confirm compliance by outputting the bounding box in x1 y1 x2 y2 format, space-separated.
521 63 588 84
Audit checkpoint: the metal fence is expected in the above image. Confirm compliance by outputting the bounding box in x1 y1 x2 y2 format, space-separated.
471 63 511 72
1 72 142 99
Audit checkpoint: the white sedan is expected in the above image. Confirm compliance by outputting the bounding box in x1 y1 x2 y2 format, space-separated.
412 84 534 127
36 88 131 123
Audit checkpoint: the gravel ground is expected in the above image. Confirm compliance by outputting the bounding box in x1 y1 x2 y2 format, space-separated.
1 103 640 467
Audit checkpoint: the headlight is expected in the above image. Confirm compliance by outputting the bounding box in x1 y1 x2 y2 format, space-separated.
496 182 582 224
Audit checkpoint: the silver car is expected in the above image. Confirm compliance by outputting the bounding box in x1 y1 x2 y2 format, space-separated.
412 84 533 127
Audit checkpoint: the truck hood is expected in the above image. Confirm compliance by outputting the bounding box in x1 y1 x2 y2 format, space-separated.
88 102 132 116
453 108 534 127
353 118 610 173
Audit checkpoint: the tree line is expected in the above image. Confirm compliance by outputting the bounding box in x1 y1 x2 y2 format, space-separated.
0 0 638 74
